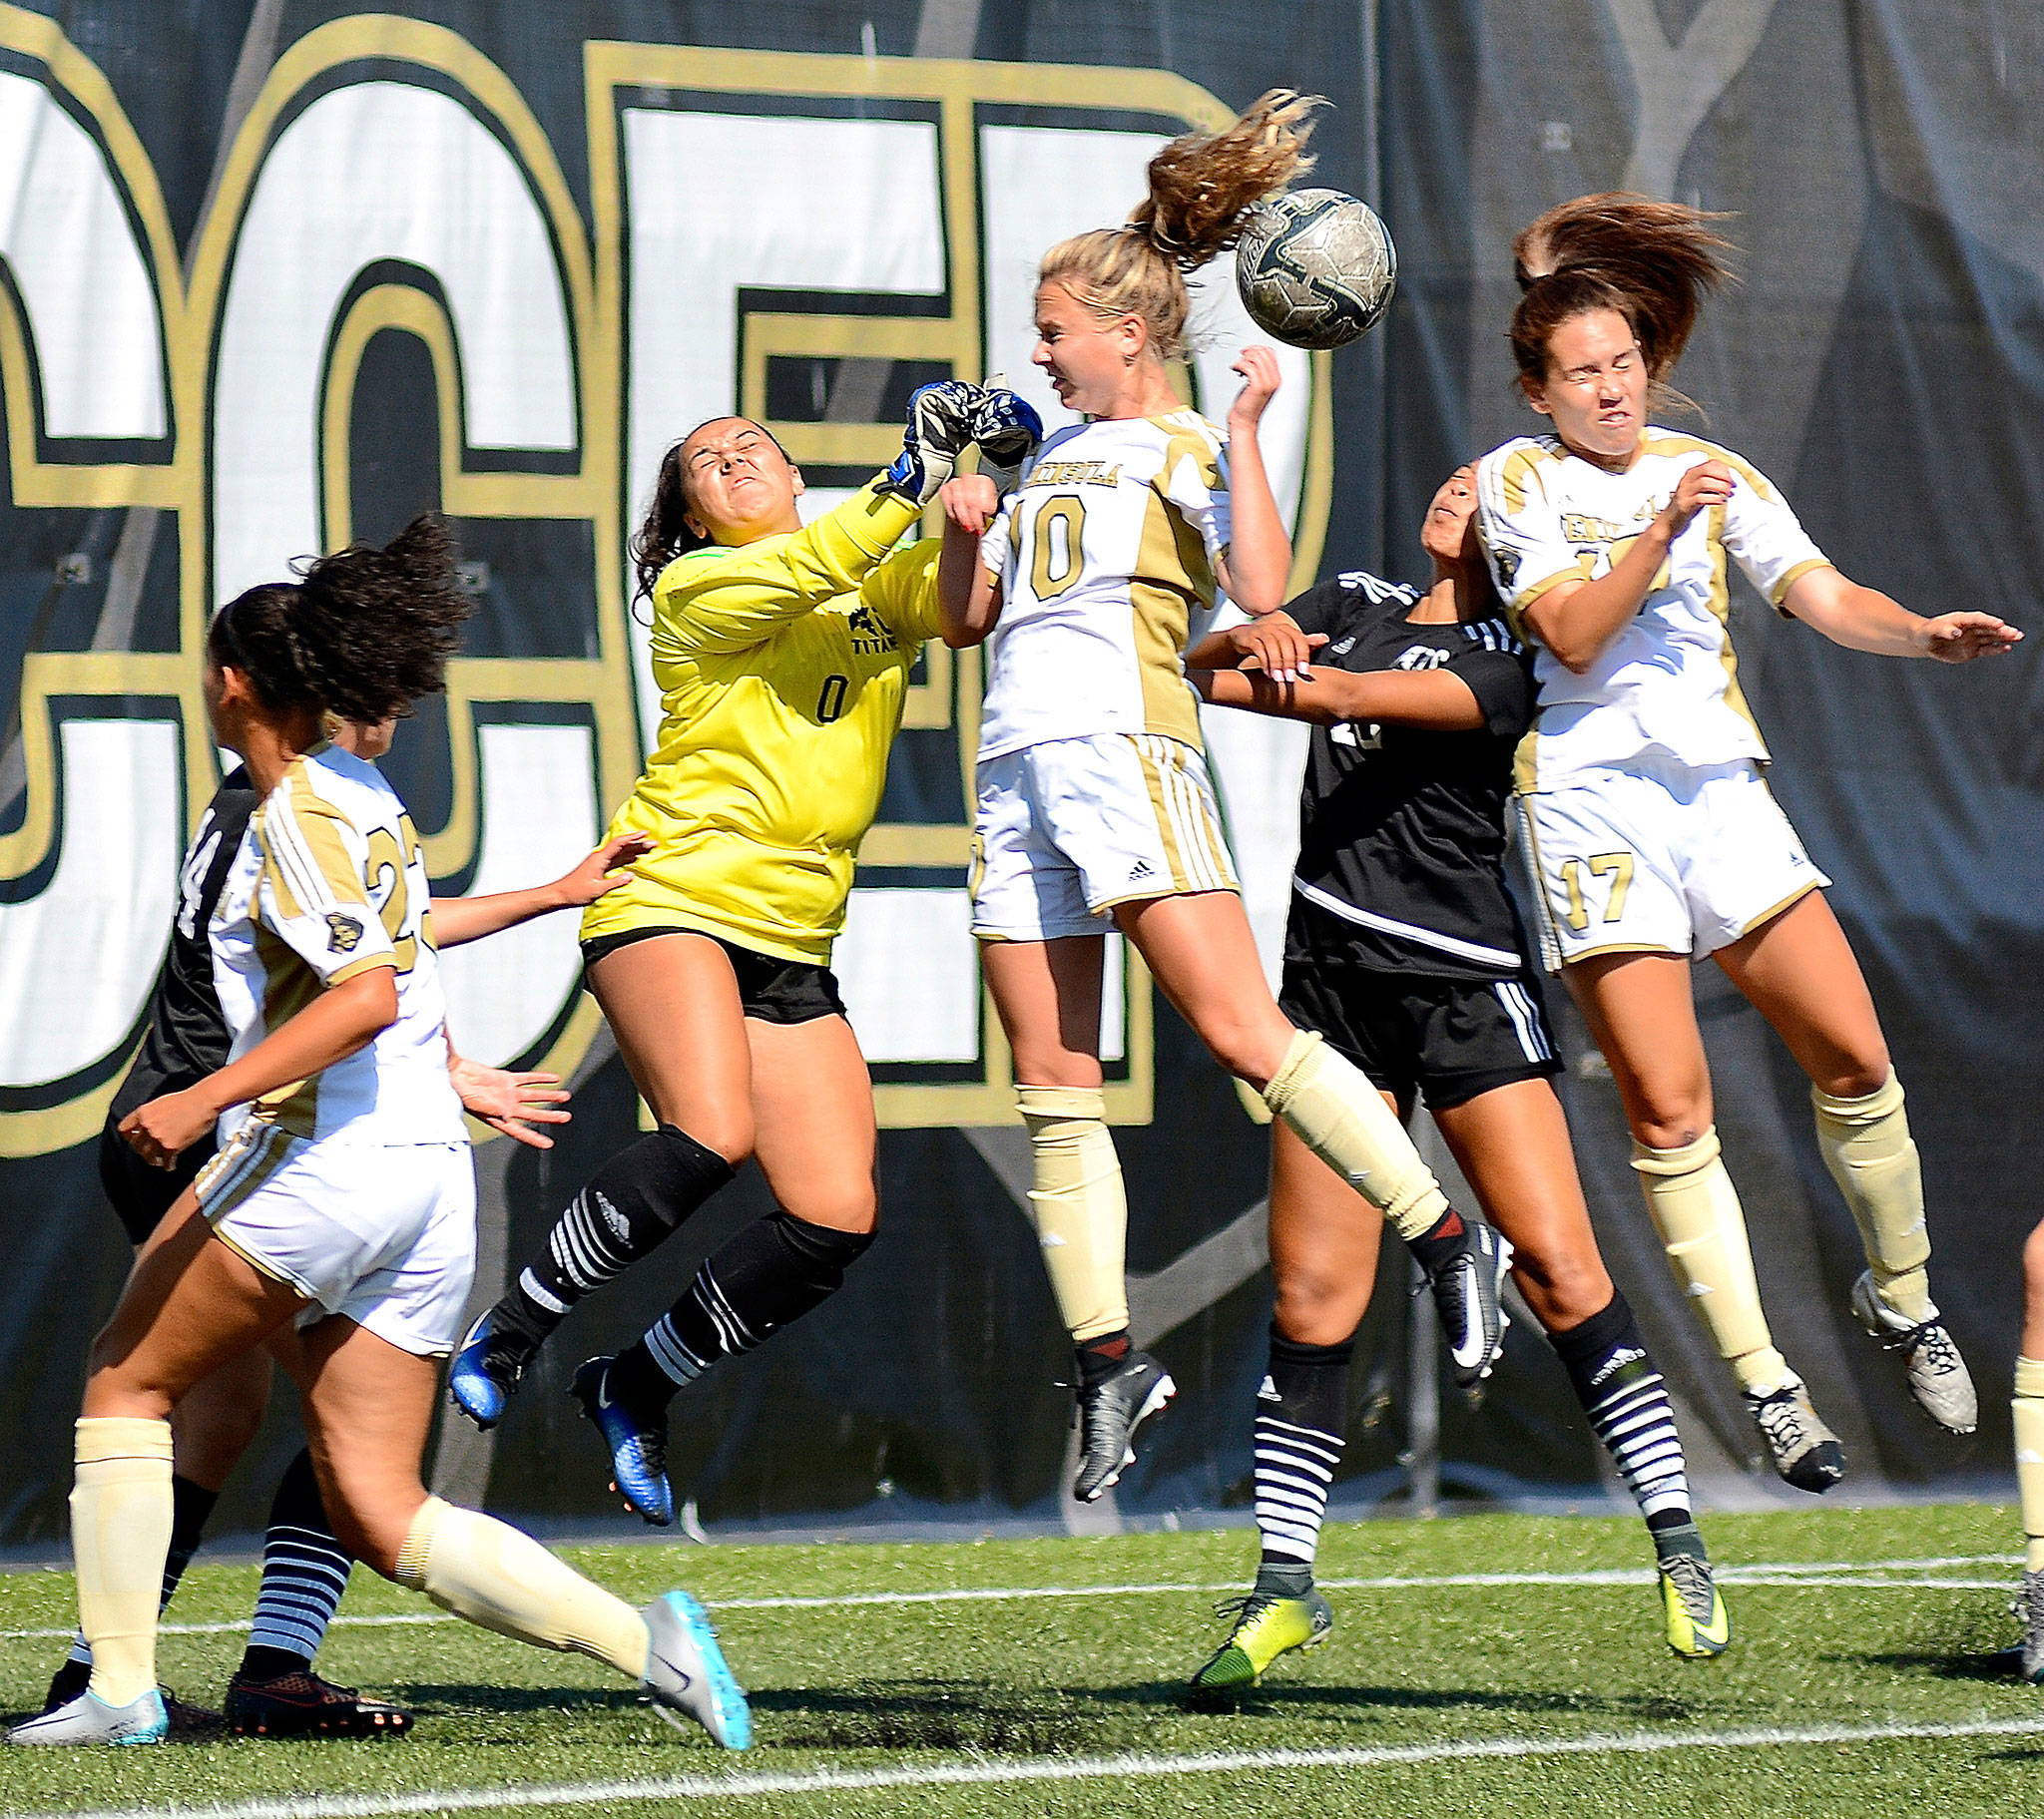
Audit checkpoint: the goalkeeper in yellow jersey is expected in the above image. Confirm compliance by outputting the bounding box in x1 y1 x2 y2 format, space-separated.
451 383 1041 1525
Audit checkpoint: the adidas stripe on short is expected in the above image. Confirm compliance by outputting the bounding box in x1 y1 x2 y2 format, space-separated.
971 731 1240 942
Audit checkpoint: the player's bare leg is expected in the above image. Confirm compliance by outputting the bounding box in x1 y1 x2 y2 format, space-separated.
588 1013 883 1524
451 933 751 1431
1714 892 1975 1431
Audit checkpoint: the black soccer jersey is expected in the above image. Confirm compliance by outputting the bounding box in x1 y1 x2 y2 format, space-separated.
1283 571 1535 981
108 769 259 1121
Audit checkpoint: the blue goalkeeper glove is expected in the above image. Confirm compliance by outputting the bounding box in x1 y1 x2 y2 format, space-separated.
881 379 986 505
971 388 1044 497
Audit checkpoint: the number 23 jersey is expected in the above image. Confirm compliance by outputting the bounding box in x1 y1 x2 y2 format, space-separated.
977 410 1232 763
210 742 462 1146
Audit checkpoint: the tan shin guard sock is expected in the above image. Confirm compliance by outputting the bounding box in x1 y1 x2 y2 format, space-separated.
395 1497 649 1678
1015 1086 1130 1343
1262 1031 1448 1241
2016 1359 2044 1574
72 1416 175 1707
1631 1130 1788 1395
1811 1070 1932 1322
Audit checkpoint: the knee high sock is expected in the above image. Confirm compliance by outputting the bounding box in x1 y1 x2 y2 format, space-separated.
239 1448 354 1680
611 1211 875 1409
1811 1071 1932 1322
1015 1086 1130 1345
2016 1357 2044 1574
72 1417 175 1707
395 1497 648 1677
506 1125 735 1338
60 1471 217 1684
1631 1129 1789 1395
1549 1291 1704 1562
1261 1033 1450 1242
1253 1330 1352 1595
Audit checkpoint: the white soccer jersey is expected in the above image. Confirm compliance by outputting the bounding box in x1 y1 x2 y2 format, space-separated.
977 410 1232 762
1475 429 1831 792
211 743 463 1145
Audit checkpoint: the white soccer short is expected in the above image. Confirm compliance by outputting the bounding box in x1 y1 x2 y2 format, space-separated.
971 732 1241 942
196 1126 476 1357
1516 758 1829 971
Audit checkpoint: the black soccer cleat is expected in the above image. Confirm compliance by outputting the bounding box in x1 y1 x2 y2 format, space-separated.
223 1668 412 1738
449 1303 543 1431
1073 1351 1176 1503
1417 1219 1513 1390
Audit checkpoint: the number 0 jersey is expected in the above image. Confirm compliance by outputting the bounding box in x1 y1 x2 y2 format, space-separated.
211 743 462 1146
1474 429 1831 792
977 410 1232 763
582 481 942 966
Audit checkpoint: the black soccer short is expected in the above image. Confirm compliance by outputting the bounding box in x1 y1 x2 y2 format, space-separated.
1278 917 1561 1112
97 1113 216 1247
579 925 846 1026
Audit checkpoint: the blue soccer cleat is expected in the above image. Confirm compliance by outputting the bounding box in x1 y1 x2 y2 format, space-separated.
449 1304 541 1432
640 1591 751 1749
570 1354 674 1527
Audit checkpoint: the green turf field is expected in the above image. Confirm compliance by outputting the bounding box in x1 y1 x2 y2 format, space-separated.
1 1504 2036 1817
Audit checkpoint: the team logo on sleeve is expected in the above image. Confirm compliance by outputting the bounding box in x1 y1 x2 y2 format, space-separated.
1492 546 1521 588
324 912 365 954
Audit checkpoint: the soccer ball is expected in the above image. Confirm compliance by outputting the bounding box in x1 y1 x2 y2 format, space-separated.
1234 189 1397 350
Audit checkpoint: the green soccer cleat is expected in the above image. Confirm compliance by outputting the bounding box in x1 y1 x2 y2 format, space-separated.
1189 1589 1333 1697
1658 1553 1731 1659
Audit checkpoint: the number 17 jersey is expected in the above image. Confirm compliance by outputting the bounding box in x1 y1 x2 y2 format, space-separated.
977 410 1232 763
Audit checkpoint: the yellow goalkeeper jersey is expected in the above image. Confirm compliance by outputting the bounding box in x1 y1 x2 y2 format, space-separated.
582 481 942 965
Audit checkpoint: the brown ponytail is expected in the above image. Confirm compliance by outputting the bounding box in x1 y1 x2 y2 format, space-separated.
1040 90 1321 362
1508 193 1736 403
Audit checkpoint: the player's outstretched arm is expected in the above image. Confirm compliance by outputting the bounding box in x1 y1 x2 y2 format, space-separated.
432 831 656 948
1213 345 1292 617
1190 663 1485 730
1186 612 1327 682
119 967 400 1166
937 473 1004 649
446 1034 572 1150
1781 564 2023 662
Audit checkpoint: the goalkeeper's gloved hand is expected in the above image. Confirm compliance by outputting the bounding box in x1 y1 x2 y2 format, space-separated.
971 388 1044 498
881 379 987 505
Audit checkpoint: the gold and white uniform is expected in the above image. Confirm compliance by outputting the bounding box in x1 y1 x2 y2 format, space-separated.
972 412 1240 942
198 743 473 1356
583 482 941 966
1476 429 1834 968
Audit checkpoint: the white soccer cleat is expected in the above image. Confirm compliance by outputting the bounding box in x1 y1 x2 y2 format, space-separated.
8 1687 167 1746
640 1591 752 1750
1849 1271 1977 1434
1743 1370 1846 1493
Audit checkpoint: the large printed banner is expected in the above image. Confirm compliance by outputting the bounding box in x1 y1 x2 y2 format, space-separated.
1 1 2038 1544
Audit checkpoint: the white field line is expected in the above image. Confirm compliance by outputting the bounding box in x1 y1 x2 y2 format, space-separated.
26 1714 2044 1819
0 1553 2016 1642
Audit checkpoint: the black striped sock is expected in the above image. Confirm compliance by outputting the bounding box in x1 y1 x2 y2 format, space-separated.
237 1449 352 1680
1254 1329 1353 1585
1550 1291 1694 1531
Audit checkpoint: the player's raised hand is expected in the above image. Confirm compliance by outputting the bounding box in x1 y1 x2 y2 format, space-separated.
119 1090 215 1167
450 1056 572 1149
1659 459 1735 538
970 385 1043 497
551 831 656 908
1228 344 1283 430
1225 612 1327 682
938 473 1002 538
882 379 987 505
1919 611 2023 663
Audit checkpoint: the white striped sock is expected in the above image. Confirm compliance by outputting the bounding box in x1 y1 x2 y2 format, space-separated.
1255 1411 1343 1567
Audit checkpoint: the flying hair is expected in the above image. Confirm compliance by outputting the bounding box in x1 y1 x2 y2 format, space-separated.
1508 193 1736 405
208 514 471 724
1039 90 1321 362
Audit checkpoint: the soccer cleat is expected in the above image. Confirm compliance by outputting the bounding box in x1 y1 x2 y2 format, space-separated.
8 1687 167 1746
2009 1569 2044 1683
1658 1553 1731 1658
449 1304 543 1432
1189 1589 1334 1697
223 1668 413 1738
641 1591 751 1750
1418 1219 1513 1389
1073 1351 1176 1503
572 1354 675 1527
41 1666 215 1733
1849 1271 1978 1434
1743 1371 1846 1493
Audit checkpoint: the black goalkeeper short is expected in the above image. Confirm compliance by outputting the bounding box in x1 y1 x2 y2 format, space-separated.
98 1113 216 1247
1278 915 1562 1113
579 925 846 1026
